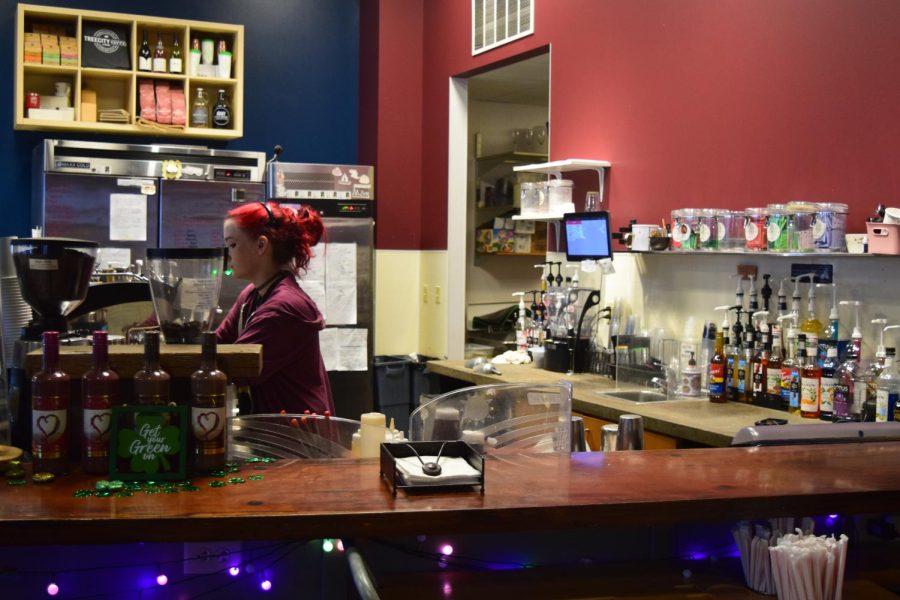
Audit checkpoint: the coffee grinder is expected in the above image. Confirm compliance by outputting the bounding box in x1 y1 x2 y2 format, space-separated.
7 238 98 449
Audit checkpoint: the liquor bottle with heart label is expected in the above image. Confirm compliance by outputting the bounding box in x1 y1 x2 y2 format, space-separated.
82 331 119 474
191 332 228 472
32 331 70 475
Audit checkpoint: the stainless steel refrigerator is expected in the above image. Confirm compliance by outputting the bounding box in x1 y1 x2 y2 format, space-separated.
268 161 375 420
32 139 267 319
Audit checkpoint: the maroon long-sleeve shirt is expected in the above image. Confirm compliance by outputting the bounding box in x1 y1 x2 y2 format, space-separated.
216 274 334 415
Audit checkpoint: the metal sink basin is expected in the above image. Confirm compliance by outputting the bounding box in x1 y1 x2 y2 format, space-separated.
599 390 670 403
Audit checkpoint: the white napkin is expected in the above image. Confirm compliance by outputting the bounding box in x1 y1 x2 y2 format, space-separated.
395 455 481 486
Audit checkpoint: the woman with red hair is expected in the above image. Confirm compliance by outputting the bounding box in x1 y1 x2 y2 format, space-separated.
216 201 334 415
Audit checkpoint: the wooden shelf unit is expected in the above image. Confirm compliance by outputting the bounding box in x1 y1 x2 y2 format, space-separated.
15 3 244 139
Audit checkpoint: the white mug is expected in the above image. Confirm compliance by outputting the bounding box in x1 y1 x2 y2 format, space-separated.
54 81 71 98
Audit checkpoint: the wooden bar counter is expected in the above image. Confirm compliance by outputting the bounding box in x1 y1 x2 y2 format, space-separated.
24 343 263 377
2 442 899 546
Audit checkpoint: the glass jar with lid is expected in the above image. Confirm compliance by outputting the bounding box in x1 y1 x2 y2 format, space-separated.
813 202 849 252
678 208 702 251
698 209 719 251
786 202 817 252
547 179 574 214
715 209 744 250
766 204 791 252
670 209 683 251
519 182 538 215
744 207 768 251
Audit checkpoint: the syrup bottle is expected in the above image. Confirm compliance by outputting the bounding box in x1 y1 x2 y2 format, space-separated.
31 331 70 475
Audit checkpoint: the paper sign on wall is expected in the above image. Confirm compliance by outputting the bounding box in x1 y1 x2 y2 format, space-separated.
319 327 368 371
109 194 148 241
324 243 357 325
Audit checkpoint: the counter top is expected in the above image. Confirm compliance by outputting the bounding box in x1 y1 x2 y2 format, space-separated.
427 360 813 447
2 442 899 545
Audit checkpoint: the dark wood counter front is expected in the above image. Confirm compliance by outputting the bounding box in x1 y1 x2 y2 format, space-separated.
2 442 899 545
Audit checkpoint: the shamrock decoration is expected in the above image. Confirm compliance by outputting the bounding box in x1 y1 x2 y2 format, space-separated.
117 414 181 475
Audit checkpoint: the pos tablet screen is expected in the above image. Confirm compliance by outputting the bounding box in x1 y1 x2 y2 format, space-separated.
563 212 613 261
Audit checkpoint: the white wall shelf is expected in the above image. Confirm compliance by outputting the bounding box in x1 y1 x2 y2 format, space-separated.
513 158 612 214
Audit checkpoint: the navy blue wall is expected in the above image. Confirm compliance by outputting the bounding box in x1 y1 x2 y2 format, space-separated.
0 0 360 237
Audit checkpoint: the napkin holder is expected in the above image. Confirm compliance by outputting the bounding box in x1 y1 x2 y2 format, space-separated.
380 441 485 497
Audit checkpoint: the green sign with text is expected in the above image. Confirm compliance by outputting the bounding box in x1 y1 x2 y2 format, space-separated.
109 406 188 481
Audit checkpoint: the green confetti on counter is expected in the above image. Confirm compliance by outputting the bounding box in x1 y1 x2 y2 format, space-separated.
74 490 94 497
176 481 193 488
107 480 124 491
261 458 277 463
124 482 142 491
145 481 157 487
95 480 111 491
227 477 245 485
95 491 112 497
210 470 226 478
245 457 262 463
208 481 226 488
114 491 133 497
163 488 179 494
225 462 240 468
183 485 200 492
8 479 27 486
227 466 240 473
4 467 25 478
143 488 160 494
248 475 264 481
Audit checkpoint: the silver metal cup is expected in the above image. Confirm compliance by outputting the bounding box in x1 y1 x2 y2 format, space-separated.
570 415 587 452
601 424 619 451
615 414 644 451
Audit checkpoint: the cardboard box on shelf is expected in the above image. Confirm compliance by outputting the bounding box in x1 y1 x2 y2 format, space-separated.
28 107 75 121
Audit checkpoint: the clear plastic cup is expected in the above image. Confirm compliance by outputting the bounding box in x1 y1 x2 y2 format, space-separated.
520 182 538 214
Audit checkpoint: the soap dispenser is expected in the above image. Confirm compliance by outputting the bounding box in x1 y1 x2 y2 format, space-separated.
681 351 702 397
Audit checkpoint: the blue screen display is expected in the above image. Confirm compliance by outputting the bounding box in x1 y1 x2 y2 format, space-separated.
565 214 611 260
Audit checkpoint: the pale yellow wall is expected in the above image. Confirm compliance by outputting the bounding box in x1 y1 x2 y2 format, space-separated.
374 249 449 358
418 250 448 358
373 249 450 358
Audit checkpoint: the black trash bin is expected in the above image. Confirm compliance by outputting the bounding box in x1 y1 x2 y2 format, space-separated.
409 354 439 409
373 355 412 432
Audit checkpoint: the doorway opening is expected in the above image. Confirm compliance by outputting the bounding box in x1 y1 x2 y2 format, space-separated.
446 51 550 359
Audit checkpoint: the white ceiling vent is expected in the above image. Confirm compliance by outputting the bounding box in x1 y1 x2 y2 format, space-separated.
472 0 534 56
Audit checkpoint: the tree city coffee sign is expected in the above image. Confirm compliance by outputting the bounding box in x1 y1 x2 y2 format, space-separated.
109 406 187 480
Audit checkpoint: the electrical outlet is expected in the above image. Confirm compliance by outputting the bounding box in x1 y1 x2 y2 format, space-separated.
434 285 441 305
790 263 833 284
422 284 429 303
183 541 242 575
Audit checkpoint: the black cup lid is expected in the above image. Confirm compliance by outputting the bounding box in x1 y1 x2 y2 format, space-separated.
147 248 226 259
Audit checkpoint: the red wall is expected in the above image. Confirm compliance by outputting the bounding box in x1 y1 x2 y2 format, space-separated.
374 0 900 250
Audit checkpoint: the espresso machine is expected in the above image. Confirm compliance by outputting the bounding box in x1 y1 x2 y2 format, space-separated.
6 238 98 450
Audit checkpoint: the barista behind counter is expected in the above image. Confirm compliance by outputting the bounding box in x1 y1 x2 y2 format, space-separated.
216 201 335 415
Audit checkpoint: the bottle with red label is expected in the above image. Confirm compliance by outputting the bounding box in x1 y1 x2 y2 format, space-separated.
82 331 119 474
31 331 70 475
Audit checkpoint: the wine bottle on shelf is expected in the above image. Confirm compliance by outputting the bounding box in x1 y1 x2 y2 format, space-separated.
190 87 209 128
153 32 168 73
169 34 182 74
133 331 170 406
31 331 70 475
191 332 228 472
82 331 119 474
138 30 152 71
212 89 231 129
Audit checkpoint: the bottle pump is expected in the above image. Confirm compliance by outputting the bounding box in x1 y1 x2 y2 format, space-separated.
513 292 527 352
